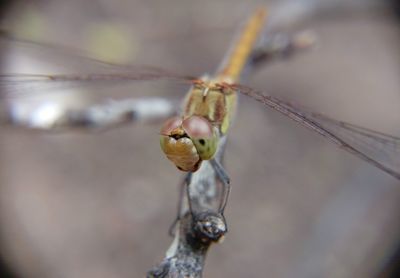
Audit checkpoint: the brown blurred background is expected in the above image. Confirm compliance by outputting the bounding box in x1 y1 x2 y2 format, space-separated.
0 0 400 277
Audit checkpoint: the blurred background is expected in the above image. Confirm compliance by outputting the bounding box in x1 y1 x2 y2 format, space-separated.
0 0 399 277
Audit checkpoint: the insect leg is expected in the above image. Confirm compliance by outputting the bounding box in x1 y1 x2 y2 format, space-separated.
168 173 192 237
210 159 231 214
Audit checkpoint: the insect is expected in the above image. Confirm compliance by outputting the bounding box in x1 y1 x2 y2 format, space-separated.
1 7 400 219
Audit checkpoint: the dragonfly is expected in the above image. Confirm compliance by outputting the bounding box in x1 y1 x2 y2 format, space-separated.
1 7 400 219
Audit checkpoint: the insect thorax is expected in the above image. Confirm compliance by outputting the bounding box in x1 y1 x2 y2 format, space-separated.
183 81 237 135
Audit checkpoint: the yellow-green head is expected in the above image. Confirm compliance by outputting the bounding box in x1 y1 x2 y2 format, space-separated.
160 115 219 172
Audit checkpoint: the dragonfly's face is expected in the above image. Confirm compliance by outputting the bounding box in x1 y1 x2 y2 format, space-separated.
160 116 218 172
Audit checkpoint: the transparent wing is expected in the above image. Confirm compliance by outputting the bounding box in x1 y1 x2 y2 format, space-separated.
0 33 197 130
0 72 194 100
0 32 196 99
233 84 400 180
0 31 198 75
0 31 158 73
0 30 315 100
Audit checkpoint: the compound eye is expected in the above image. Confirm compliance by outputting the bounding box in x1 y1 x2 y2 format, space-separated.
182 115 218 161
160 116 183 136
182 115 214 139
